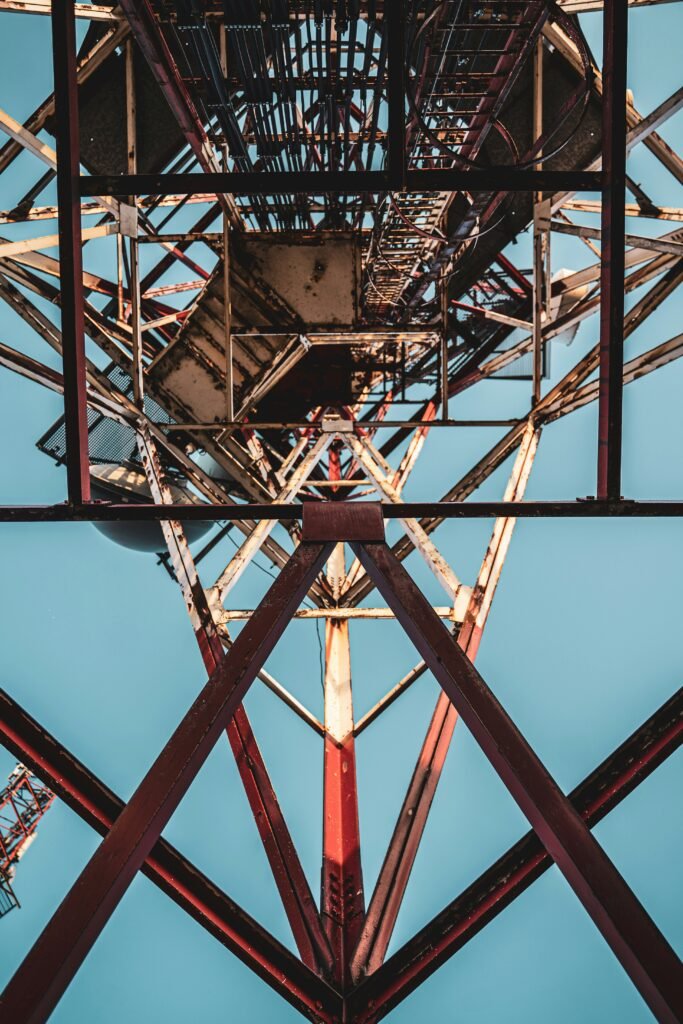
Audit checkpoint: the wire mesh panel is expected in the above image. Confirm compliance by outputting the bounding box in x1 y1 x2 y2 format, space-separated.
37 364 173 468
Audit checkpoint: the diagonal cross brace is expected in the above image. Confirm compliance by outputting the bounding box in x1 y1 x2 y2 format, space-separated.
350 536 683 1024
3 505 680 1024
302 504 682 1023
350 423 540 980
137 428 333 974
348 686 683 1023
0 689 341 1024
340 432 469 608
0 538 334 1024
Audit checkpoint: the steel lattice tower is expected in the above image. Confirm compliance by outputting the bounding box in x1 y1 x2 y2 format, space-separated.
0 2 681 1023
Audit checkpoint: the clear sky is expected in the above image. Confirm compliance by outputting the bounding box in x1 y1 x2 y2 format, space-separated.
0 4 681 1023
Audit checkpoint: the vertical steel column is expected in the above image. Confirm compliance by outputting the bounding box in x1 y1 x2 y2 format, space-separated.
440 280 449 420
223 213 233 421
597 0 628 499
51 0 90 503
321 543 365 988
329 442 342 497
532 35 547 406
124 38 136 174
386 0 406 191
0 541 333 1024
125 38 143 406
129 237 144 405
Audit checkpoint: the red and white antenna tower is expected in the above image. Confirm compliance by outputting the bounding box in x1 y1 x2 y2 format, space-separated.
0 765 54 918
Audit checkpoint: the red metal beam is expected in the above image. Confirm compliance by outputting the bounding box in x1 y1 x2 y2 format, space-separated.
0 539 332 1024
138 452 334 971
348 687 683 1023
351 430 539 980
227 704 334 974
597 0 628 499
0 690 341 1024
180 567 333 974
116 1 211 174
51 0 90 503
320 517 366 987
350 540 683 1024
81 168 603 197
2 500 683 523
133 429 332 974
321 625 365 989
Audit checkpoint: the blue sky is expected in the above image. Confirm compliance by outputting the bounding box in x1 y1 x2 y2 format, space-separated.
0 4 681 1022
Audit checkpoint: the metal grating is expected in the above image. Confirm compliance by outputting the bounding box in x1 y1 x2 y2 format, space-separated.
37 364 173 469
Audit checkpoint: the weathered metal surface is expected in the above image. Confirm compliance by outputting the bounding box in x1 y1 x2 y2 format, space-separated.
597 0 628 499
50 0 90 504
137 428 333 974
302 502 385 543
350 425 540 980
3 500 683 523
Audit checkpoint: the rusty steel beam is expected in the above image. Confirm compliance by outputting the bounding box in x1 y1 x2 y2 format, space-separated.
349 540 683 1024
0 690 340 1024
0 540 333 1024
349 687 683 1023
80 169 604 198
386 0 406 191
597 0 629 499
115 0 231 220
2 501 683 523
50 0 89 503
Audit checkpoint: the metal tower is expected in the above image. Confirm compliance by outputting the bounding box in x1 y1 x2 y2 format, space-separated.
0 765 54 918
0 1 681 1022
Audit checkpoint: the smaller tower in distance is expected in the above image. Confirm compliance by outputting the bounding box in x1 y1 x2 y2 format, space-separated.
0 765 54 918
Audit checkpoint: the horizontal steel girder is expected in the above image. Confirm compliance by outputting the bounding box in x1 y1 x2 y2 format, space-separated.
80 170 604 198
1 500 683 522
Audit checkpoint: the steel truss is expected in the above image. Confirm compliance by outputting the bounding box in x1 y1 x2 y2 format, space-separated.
0 506 681 1023
0 1 681 1023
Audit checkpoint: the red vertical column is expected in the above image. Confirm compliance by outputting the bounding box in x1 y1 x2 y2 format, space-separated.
597 0 628 499
51 0 90 503
321 543 365 989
